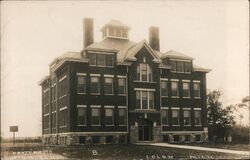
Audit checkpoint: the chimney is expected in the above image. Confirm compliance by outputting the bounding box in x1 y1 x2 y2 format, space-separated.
83 18 94 48
149 26 160 51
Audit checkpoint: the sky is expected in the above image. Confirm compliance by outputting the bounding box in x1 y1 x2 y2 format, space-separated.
1 0 249 137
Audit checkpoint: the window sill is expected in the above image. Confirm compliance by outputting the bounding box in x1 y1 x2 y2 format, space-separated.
133 80 156 84
89 65 114 68
77 93 86 95
194 97 201 99
161 96 169 98
184 125 192 127
183 97 191 99
171 96 179 98
171 71 191 74
91 125 101 126
77 125 86 127
105 125 115 126
162 125 169 127
118 94 126 96
118 124 127 126
172 125 180 127
104 94 114 96
195 125 202 127
59 126 67 128
90 93 101 95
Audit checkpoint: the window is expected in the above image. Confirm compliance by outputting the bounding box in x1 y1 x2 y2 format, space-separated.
122 29 128 38
77 75 86 94
59 109 67 127
89 53 115 67
89 53 96 65
91 108 100 125
183 110 191 126
177 61 184 72
105 108 114 125
136 63 152 82
184 62 191 73
170 61 191 73
135 91 154 110
171 81 179 97
118 78 126 95
97 54 106 66
106 55 115 67
161 80 168 97
172 110 179 126
77 107 86 126
116 28 122 37
104 77 113 95
194 110 201 126
170 61 177 72
118 108 126 125
109 27 115 36
161 110 168 125
90 77 100 94
194 82 201 98
183 82 190 98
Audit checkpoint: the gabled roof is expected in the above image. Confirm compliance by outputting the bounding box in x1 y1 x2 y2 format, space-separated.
124 40 161 63
161 50 194 60
101 20 130 31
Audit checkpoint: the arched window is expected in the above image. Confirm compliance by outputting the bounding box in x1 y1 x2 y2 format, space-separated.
136 63 153 82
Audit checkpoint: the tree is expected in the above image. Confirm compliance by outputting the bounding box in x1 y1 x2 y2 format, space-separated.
207 90 236 142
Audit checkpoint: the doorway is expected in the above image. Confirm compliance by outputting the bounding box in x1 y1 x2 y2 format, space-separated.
138 119 153 141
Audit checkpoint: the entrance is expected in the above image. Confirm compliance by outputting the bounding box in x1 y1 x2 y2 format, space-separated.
138 119 153 141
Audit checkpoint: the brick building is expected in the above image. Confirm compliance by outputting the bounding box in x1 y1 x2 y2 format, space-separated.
39 18 210 145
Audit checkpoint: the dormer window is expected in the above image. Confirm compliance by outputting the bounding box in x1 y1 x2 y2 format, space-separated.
170 60 191 73
88 52 115 67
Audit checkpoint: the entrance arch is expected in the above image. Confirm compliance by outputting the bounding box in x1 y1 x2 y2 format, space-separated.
138 119 153 141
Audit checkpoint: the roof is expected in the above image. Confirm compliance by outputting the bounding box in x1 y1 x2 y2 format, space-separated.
161 50 194 60
50 51 88 72
85 37 136 62
101 20 130 31
193 64 211 73
38 75 50 86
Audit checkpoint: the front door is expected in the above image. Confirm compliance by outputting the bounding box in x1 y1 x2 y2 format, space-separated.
138 125 152 141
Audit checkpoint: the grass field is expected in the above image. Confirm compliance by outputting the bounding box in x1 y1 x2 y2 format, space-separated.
1 143 249 159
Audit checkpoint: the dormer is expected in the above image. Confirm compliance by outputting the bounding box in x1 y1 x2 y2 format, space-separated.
101 20 130 40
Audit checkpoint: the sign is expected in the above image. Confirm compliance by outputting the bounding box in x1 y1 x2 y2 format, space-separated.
10 126 18 132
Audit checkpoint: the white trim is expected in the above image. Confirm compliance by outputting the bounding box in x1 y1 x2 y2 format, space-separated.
59 75 67 82
182 79 191 82
59 125 67 128
59 106 67 111
44 113 49 117
118 106 127 108
43 88 49 93
160 78 168 81
104 105 115 108
171 107 180 110
134 88 156 92
183 108 191 110
171 79 179 82
193 80 201 83
161 107 169 109
90 105 101 108
104 74 114 78
194 108 202 110
169 58 192 62
90 74 101 77
117 75 126 78
77 105 87 108
52 111 57 114
88 51 116 55
77 73 87 76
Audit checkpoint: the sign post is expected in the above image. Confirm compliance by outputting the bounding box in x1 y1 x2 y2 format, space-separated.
10 126 18 145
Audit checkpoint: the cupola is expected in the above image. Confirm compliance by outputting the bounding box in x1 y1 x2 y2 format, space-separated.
101 20 130 39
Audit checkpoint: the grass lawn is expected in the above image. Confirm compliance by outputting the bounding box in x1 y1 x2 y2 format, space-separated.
1 143 249 159
51 144 249 159
180 142 250 151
